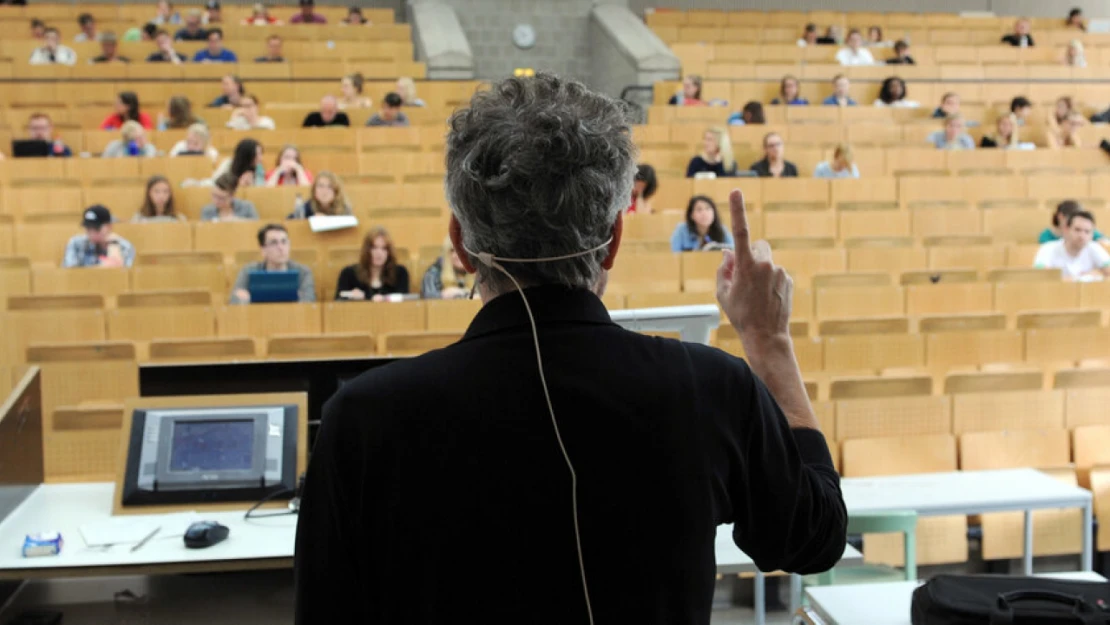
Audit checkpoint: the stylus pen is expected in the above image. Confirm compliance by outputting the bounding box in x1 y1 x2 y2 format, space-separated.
131 526 160 553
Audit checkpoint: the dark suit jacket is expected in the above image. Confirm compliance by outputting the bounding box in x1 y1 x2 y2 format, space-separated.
1001 33 1034 46
295 285 846 625
750 158 799 177
301 111 351 128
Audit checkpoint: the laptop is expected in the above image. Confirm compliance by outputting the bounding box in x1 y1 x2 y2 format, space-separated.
11 140 51 158
247 271 299 303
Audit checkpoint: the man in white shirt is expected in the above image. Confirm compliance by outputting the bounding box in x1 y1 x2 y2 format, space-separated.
835 29 875 66
29 27 78 66
1034 210 1110 280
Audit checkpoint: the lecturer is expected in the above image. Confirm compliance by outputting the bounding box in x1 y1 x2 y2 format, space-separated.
294 73 847 625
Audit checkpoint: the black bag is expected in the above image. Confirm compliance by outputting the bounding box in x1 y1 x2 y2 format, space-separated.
912 574 1110 625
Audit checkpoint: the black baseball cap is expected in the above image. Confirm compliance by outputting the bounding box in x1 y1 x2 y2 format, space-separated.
206 0 220 9
81 205 112 228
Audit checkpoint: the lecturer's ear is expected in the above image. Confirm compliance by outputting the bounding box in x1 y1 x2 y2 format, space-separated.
600 212 623 271
448 215 477 274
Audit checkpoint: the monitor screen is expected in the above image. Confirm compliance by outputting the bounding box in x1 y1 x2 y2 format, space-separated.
169 419 254 472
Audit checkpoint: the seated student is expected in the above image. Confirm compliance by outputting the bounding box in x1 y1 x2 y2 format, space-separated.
873 76 918 108
209 75 245 108
1067 7 1086 31
396 77 426 107
628 163 657 215
1034 210 1110 280
63 205 135 268
339 72 373 109
335 228 411 301
101 91 153 130
749 132 799 178
74 13 100 42
255 35 285 61
822 74 857 106
146 29 187 63
1002 18 1035 47
1041 200 1105 244
91 31 130 63
200 172 259 221
230 223 316 304
102 121 158 157
30 27 77 66
174 9 208 41
670 195 734 252
266 145 313 187
866 25 888 47
158 96 200 130
980 113 1019 148
421 238 474 299
797 23 818 47
193 28 237 62
204 0 222 25
685 127 736 178
668 75 705 106
814 144 859 179
23 112 72 157
816 25 842 45
365 93 410 127
887 40 915 65
835 29 875 66
227 94 276 130
727 101 765 126
928 115 975 150
289 172 350 217
1065 40 1086 67
244 4 282 25
132 175 184 222
1011 95 1033 125
770 75 808 106
302 96 350 127
153 0 182 25
291 0 327 24
933 92 960 119
169 122 219 163
122 21 157 42
30 19 46 40
212 138 266 187
341 5 370 25
1048 111 1084 148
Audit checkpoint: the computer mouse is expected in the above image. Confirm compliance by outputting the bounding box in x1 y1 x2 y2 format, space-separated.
183 521 229 549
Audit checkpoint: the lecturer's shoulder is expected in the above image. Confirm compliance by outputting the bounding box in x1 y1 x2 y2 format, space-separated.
326 344 468 408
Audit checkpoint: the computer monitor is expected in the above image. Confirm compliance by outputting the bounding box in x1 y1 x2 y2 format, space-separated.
248 271 299 303
11 140 51 158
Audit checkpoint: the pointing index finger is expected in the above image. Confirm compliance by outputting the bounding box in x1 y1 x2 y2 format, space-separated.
729 189 752 265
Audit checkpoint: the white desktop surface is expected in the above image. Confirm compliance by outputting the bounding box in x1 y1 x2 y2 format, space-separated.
806 572 1108 625
714 523 862 574
0 483 296 577
842 468 1091 515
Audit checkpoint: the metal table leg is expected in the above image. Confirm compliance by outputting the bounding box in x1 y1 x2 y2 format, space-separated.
1082 502 1094 571
1022 509 1034 575
754 571 766 625
789 573 802 614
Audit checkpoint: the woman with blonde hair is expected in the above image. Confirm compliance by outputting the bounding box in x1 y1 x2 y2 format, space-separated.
685 127 736 178
814 144 859 178
981 113 1020 148
421 236 474 299
102 120 158 157
169 122 219 162
335 228 411 301
395 77 425 107
290 171 352 218
339 72 372 109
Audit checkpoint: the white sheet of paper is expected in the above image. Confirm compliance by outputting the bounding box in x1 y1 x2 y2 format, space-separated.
308 215 358 232
79 512 199 547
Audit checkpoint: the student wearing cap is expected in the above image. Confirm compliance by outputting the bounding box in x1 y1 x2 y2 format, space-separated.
291 0 327 24
91 32 130 63
193 28 237 63
230 224 316 304
62 206 136 268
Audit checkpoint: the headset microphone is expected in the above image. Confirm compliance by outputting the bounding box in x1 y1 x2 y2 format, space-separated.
462 236 613 625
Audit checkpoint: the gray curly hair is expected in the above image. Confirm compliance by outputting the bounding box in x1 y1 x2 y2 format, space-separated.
445 73 637 293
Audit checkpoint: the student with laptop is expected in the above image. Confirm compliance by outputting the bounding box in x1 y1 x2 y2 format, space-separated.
230 224 316 304
13 112 72 158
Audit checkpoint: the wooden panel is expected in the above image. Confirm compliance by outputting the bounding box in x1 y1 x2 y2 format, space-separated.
1073 425 1110 488
216 304 322 339
30 267 130 298
607 252 681 295
824 334 924 372
266 333 375 360
959 429 1070 471
925 330 1024 369
905 282 993 315
980 468 1082 560
322 300 425 336
815 286 904 319
952 390 1064 434
945 371 1045 394
379 331 462 356
994 282 1080 316
148 337 257 363
835 396 951 441
106 307 216 342
1026 327 1110 364
425 299 482 332
829 376 932 400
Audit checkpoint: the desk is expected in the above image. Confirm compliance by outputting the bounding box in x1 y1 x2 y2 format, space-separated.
805 572 1108 625
842 468 1094 574
715 524 862 625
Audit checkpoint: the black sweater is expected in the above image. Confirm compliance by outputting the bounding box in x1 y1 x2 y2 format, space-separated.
333 264 410 299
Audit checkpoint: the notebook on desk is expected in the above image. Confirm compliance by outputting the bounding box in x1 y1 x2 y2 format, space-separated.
248 271 299 303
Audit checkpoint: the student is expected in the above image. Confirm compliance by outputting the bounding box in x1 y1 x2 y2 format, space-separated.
822 74 857 106
670 195 734 252
727 101 765 126
101 122 158 158
685 127 736 178
980 114 1019 149
1041 200 1105 244
341 5 370 25
169 123 219 163
668 75 705 106
835 29 875 66
153 0 182 25
266 145 314 187
24 113 72 157
158 96 200 130
63 205 135 268
255 35 285 61
927 115 975 150
770 75 808 106
365 93 410 127
816 24 842 45
302 96 350 127
146 29 187 63
750 132 799 178
200 172 259 221
91 31 130 63
814 144 860 179
873 76 918 108
73 13 100 42
291 0 327 24
628 164 657 215
1048 112 1085 149
174 9 208 41
933 92 960 119
193 28 237 62
132 175 184 222
335 228 410 301
420 237 474 299
244 4 282 26
887 40 915 65
226 94 276 130
290 172 350 217
1067 7 1086 31
29 27 77 65
797 23 818 47
339 72 372 109
100 92 153 130
1011 96 1033 125
29 19 46 40
213 138 266 187
209 75 245 108
230 224 316 304
204 0 222 25
396 77 426 107
1065 40 1087 67
866 25 888 47
1002 18 1035 47
1034 210 1110 280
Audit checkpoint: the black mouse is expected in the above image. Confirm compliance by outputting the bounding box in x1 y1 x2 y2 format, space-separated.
184 521 229 549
